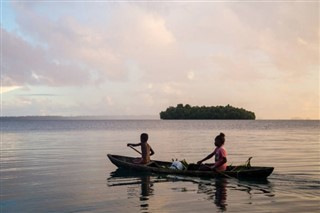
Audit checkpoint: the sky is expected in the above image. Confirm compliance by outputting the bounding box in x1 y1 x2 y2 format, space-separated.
1 0 319 119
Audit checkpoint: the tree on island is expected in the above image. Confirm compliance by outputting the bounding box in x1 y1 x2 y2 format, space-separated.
160 104 256 120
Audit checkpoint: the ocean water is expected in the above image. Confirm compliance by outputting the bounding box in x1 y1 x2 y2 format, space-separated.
1 119 319 213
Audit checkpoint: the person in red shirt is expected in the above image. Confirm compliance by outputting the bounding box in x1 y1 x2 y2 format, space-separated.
197 132 227 171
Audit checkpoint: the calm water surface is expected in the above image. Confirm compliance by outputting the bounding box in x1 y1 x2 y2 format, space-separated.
1 119 319 212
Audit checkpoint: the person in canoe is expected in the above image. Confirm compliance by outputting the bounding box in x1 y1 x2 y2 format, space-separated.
197 132 227 171
127 133 155 164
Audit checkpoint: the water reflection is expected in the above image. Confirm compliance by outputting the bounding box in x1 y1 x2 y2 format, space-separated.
197 178 227 211
108 169 158 213
139 175 153 212
214 179 227 210
234 179 274 198
107 169 274 212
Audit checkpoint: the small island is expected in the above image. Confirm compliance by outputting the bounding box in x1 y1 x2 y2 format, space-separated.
160 104 256 120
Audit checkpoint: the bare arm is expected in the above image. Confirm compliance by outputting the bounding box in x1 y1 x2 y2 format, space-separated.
197 151 215 164
127 143 141 147
150 147 155 156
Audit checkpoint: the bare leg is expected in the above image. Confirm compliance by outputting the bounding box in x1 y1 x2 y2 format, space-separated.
132 157 143 164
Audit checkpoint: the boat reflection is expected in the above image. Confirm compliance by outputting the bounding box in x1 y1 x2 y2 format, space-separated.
200 178 274 211
107 169 274 212
107 169 162 212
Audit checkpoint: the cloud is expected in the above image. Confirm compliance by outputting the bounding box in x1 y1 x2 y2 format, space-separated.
7 2 317 86
17 93 59 97
2 1 319 118
2 28 93 87
230 2 319 78
0 86 21 94
187 71 195 80
4 2 182 87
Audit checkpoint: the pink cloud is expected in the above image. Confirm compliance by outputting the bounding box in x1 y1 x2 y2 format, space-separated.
2 2 318 118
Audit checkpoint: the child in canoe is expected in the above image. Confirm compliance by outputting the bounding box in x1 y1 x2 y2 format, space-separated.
197 132 227 171
127 133 155 164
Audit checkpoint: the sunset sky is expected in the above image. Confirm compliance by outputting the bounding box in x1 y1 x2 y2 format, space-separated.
1 1 319 119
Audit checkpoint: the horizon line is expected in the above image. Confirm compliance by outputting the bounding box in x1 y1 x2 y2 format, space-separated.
0 115 318 121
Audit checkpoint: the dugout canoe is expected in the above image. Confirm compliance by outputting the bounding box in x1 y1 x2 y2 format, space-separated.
107 154 274 179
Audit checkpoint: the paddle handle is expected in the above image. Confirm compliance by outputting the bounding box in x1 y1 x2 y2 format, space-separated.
128 145 142 155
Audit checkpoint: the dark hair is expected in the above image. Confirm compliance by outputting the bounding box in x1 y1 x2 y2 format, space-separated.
140 133 149 142
215 132 225 144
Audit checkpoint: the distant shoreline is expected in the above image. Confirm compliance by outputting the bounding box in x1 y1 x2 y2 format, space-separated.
0 116 318 121
0 115 160 120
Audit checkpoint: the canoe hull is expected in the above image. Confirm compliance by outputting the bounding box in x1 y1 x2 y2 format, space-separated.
107 154 274 179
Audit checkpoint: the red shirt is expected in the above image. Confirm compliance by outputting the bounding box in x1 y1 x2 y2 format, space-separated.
214 146 227 171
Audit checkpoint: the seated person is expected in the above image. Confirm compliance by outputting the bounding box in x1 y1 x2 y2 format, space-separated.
127 133 155 164
197 133 227 171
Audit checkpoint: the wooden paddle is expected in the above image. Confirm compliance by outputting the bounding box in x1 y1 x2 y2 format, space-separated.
201 164 235 179
128 145 142 155
128 145 160 167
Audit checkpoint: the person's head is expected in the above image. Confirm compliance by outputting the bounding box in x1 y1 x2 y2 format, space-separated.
214 132 225 147
140 133 149 143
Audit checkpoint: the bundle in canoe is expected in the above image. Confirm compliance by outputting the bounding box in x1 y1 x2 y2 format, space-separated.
107 154 274 179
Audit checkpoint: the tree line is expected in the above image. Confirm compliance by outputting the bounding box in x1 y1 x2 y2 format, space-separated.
160 104 256 120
